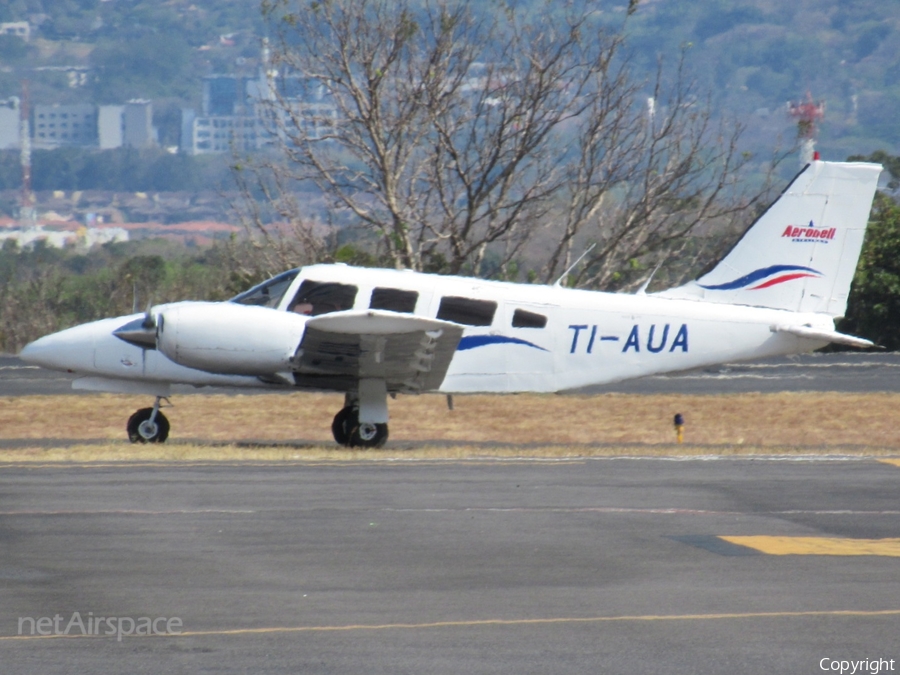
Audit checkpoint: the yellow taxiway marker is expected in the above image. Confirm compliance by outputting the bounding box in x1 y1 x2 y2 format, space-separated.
878 459 900 468
3 609 900 641
720 536 900 557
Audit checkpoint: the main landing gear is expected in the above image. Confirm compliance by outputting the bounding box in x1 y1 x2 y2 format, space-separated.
332 406 388 448
127 396 170 443
331 381 390 448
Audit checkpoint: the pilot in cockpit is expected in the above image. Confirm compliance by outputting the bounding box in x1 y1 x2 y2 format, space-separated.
290 299 314 315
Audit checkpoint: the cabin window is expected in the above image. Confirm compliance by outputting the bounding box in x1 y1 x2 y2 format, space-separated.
288 280 357 316
370 287 418 313
437 296 497 326
512 308 547 328
230 269 299 308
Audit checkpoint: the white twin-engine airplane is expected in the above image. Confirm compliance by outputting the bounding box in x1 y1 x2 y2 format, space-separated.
21 160 882 447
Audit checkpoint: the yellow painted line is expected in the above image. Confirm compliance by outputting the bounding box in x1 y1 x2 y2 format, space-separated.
720 536 900 556
879 459 900 468
3 609 900 641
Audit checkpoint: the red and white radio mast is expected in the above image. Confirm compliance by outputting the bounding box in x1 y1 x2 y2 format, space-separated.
788 92 825 167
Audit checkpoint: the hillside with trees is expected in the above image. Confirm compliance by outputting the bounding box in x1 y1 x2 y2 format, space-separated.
1 0 897 160
625 0 900 158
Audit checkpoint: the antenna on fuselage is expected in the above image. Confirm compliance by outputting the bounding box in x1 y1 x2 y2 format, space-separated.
635 261 664 295
553 243 597 288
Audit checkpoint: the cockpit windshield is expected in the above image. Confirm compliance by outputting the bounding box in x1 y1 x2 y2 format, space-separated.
229 269 300 308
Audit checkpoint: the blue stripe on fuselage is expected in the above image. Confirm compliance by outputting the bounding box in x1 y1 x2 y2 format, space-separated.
457 335 548 352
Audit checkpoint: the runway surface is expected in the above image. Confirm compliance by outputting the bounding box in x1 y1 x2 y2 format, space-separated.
1 458 898 674
5 351 900 395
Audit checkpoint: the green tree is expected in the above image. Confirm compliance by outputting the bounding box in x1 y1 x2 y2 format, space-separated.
32 148 85 191
0 150 20 190
0 239 250 353
849 151 900 190
839 193 900 349
89 34 193 101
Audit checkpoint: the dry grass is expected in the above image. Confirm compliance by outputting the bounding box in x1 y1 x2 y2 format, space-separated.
1 391 899 462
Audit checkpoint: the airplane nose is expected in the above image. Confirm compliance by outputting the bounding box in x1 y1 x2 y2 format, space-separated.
20 331 81 372
19 322 102 372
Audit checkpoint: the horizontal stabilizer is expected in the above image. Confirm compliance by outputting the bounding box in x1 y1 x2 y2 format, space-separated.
770 324 875 349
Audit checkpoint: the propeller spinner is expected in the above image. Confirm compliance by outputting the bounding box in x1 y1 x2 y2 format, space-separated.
113 305 158 349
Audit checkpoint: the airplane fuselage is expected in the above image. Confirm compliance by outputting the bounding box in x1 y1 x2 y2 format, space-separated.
24 263 830 396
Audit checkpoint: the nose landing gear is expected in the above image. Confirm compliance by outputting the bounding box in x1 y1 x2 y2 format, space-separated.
127 396 171 443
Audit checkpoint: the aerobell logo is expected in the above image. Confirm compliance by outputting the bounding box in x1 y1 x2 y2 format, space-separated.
782 220 836 242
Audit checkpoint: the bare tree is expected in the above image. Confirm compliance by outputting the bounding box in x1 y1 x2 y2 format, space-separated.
546 52 778 291
229 154 331 284
255 0 769 285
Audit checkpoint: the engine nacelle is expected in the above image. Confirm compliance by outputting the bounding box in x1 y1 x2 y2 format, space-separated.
156 302 307 375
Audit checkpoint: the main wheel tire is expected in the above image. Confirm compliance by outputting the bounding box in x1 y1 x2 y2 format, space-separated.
349 420 388 449
127 408 170 444
331 407 354 446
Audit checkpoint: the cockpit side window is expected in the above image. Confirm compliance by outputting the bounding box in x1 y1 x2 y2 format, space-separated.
370 288 418 313
512 308 547 328
230 269 299 308
437 296 497 326
288 280 358 316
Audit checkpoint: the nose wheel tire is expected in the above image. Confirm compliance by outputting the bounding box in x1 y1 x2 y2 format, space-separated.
332 407 388 448
127 408 170 443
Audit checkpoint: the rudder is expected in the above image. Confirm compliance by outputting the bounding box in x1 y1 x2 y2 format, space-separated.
658 160 882 317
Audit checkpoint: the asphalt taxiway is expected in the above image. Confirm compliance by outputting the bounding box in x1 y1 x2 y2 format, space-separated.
1 458 898 674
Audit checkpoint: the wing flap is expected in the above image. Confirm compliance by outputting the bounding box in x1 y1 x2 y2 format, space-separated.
294 310 464 392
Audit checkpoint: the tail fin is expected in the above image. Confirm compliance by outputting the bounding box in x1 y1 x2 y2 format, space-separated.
658 160 882 317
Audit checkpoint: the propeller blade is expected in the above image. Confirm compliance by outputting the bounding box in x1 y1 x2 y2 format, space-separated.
141 300 155 330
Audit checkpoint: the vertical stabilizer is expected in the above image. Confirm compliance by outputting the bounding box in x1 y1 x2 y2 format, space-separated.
657 160 882 317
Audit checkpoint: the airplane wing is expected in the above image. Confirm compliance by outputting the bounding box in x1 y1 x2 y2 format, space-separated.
292 310 465 393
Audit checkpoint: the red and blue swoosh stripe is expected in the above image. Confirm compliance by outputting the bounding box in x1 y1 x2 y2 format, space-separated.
699 265 822 291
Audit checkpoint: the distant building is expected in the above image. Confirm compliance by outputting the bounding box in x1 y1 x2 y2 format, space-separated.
182 72 336 154
180 108 196 151
33 66 90 89
0 225 129 249
122 100 154 148
182 74 269 154
188 114 265 154
280 102 337 142
32 103 97 149
98 105 124 149
0 21 30 41
202 75 260 116
0 98 20 150
31 101 155 150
